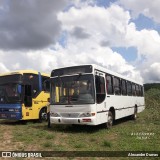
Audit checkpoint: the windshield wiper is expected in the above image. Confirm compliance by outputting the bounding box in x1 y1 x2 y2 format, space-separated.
76 73 82 80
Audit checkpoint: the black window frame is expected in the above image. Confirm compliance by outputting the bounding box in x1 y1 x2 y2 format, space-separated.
140 85 144 97
121 79 127 95
106 74 114 95
135 84 140 96
95 75 106 104
132 83 136 96
127 81 132 96
114 76 121 95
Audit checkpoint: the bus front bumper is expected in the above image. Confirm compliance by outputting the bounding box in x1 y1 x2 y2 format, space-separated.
0 112 22 120
50 116 96 125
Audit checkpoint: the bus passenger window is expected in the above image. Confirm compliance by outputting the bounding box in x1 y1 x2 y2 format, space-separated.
140 86 144 97
106 74 114 94
114 77 121 95
135 85 140 96
121 80 127 95
95 75 106 104
132 83 136 96
127 81 132 96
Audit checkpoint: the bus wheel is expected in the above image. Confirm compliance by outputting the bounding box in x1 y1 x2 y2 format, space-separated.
47 112 51 128
106 111 113 129
131 107 137 120
21 120 27 125
39 108 47 123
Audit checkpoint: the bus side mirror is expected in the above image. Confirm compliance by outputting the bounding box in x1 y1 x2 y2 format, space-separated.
47 98 50 102
24 85 32 107
17 84 22 94
43 79 50 92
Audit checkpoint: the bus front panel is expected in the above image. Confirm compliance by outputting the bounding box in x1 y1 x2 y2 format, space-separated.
0 103 22 120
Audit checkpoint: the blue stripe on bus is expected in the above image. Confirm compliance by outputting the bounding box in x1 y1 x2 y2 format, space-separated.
38 72 42 91
0 103 22 120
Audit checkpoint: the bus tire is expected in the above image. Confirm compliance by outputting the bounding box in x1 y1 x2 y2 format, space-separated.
39 107 47 123
21 120 27 125
131 107 137 120
47 112 51 128
106 111 113 129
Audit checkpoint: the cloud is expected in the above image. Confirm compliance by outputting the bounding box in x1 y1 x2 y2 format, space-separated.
0 3 143 83
0 49 58 73
0 63 9 73
118 0 160 23
0 0 67 50
0 43 143 83
58 3 160 83
142 62 160 82
124 23 160 83
0 1 160 83
58 4 130 47
71 27 91 39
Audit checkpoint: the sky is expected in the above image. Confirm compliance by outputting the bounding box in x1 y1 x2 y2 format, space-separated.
0 0 160 83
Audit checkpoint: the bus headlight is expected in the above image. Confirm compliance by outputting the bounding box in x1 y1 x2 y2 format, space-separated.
79 112 95 117
50 112 60 117
8 109 19 112
15 109 19 112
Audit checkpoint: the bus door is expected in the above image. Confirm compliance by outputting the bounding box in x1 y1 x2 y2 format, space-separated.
23 84 33 120
95 70 106 124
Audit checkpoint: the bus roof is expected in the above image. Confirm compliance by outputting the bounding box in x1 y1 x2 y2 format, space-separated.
0 70 49 77
51 64 143 85
92 64 143 85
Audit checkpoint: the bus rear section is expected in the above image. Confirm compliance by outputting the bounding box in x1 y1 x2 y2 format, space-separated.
49 64 145 127
0 70 50 121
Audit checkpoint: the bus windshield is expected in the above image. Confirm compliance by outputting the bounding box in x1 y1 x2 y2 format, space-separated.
51 74 95 105
0 83 21 103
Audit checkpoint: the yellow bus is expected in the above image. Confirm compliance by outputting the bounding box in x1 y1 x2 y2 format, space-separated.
0 70 50 122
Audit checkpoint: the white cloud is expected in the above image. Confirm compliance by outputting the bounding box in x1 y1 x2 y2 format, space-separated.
0 42 143 82
124 22 160 83
125 23 160 57
58 4 130 47
142 62 160 82
0 3 143 83
0 1 160 83
118 0 160 23
57 4 144 82
0 63 9 73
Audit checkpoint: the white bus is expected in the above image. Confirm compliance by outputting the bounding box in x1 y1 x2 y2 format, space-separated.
49 64 145 128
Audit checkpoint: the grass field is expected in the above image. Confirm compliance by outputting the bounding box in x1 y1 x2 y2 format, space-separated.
0 88 160 159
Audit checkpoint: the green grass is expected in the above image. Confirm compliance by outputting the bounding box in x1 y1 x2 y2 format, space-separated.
102 140 112 148
42 141 53 148
0 88 160 159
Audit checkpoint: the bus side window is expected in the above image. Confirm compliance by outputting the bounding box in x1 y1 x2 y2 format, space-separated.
95 75 106 104
106 74 114 95
140 85 144 97
132 83 136 96
114 77 121 95
135 84 140 96
121 79 127 95
127 81 132 96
